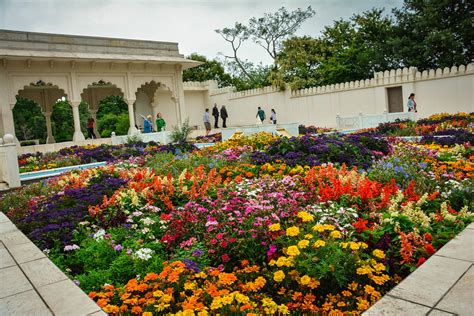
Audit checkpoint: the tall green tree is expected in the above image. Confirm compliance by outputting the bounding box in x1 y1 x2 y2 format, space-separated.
392 0 473 69
183 54 233 87
51 101 74 142
12 98 47 143
271 9 396 89
96 95 129 137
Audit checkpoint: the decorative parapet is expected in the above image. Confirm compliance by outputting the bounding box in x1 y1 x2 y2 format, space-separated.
229 85 280 99
291 63 474 98
209 86 235 95
183 80 218 91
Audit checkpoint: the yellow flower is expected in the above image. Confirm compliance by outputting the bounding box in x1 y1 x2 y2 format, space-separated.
269 223 281 231
298 239 310 249
300 275 311 285
330 230 341 239
286 245 300 256
286 226 300 237
372 249 385 259
142 313 153 316
297 211 314 222
304 234 313 239
313 240 326 248
349 242 360 251
273 270 285 282
312 224 325 232
323 224 335 231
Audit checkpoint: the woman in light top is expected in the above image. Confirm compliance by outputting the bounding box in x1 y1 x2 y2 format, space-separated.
270 109 277 124
407 93 417 113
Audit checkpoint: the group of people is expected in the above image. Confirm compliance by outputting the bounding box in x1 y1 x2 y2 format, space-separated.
142 112 166 133
256 107 277 124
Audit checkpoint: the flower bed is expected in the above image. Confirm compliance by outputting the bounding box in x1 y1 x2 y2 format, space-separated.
2 114 472 315
17 142 197 173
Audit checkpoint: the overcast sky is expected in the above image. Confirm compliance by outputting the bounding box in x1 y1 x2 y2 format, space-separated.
0 0 404 65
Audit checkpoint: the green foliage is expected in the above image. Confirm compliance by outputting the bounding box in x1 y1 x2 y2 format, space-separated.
183 53 233 87
392 0 473 69
170 118 193 144
98 113 129 137
13 98 47 142
51 101 74 142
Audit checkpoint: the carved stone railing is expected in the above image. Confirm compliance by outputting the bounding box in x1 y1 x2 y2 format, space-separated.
336 111 417 131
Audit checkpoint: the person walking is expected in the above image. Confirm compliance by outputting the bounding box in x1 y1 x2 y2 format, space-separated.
143 115 153 133
212 103 220 128
220 105 228 128
270 109 277 124
86 117 97 139
407 93 417 113
256 107 266 124
203 108 211 136
155 112 166 132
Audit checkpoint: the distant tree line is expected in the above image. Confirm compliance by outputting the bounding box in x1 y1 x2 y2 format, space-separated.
184 0 473 90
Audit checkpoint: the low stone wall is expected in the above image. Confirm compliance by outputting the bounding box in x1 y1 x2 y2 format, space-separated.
17 138 113 155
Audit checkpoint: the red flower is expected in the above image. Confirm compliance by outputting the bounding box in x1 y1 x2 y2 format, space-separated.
424 233 433 242
352 218 369 233
424 243 436 256
222 254 230 262
220 241 228 248
416 257 426 267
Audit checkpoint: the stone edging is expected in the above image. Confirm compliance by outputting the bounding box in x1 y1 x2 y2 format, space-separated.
0 212 106 316
364 223 474 315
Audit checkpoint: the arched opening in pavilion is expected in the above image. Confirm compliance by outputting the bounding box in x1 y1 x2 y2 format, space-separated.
80 80 128 138
16 81 68 144
134 81 176 132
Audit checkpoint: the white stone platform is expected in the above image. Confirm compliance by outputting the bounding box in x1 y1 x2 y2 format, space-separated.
0 212 105 316
364 223 474 316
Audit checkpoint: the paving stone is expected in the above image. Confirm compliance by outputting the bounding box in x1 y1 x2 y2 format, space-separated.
435 227 474 262
0 221 17 234
363 295 431 315
37 279 102 316
0 266 32 298
0 289 52 316
0 247 16 269
8 242 45 264
0 242 3 249
428 309 455 315
0 212 9 223
466 223 474 230
0 230 31 247
389 256 471 307
20 257 68 288
435 265 474 315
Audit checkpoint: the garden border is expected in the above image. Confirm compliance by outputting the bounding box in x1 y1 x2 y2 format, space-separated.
364 223 474 315
0 212 106 316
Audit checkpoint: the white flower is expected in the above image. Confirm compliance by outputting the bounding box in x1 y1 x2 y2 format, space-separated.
133 248 154 261
64 244 80 251
93 229 106 240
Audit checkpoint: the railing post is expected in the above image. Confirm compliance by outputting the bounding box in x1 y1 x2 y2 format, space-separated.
336 114 341 130
358 112 363 129
383 110 389 123
0 134 21 189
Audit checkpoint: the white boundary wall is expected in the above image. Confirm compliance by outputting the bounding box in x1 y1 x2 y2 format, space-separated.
183 64 474 128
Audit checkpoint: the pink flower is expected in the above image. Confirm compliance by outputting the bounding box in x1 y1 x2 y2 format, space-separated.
221 254 230 262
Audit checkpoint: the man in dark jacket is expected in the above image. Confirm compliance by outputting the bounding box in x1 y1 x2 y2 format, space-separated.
212 103 219 128
220 105 228 128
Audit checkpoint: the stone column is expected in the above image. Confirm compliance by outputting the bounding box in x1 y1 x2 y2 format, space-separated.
126 99 139 135
71 101 85 141
175 65 187 125
43 112 56 144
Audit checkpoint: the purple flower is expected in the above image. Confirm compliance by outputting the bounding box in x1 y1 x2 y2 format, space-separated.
73 280 80 286
192 249 203 257
114 244 123 251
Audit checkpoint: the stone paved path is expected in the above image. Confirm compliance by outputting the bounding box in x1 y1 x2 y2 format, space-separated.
0 212 105 316
364 223 474 316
